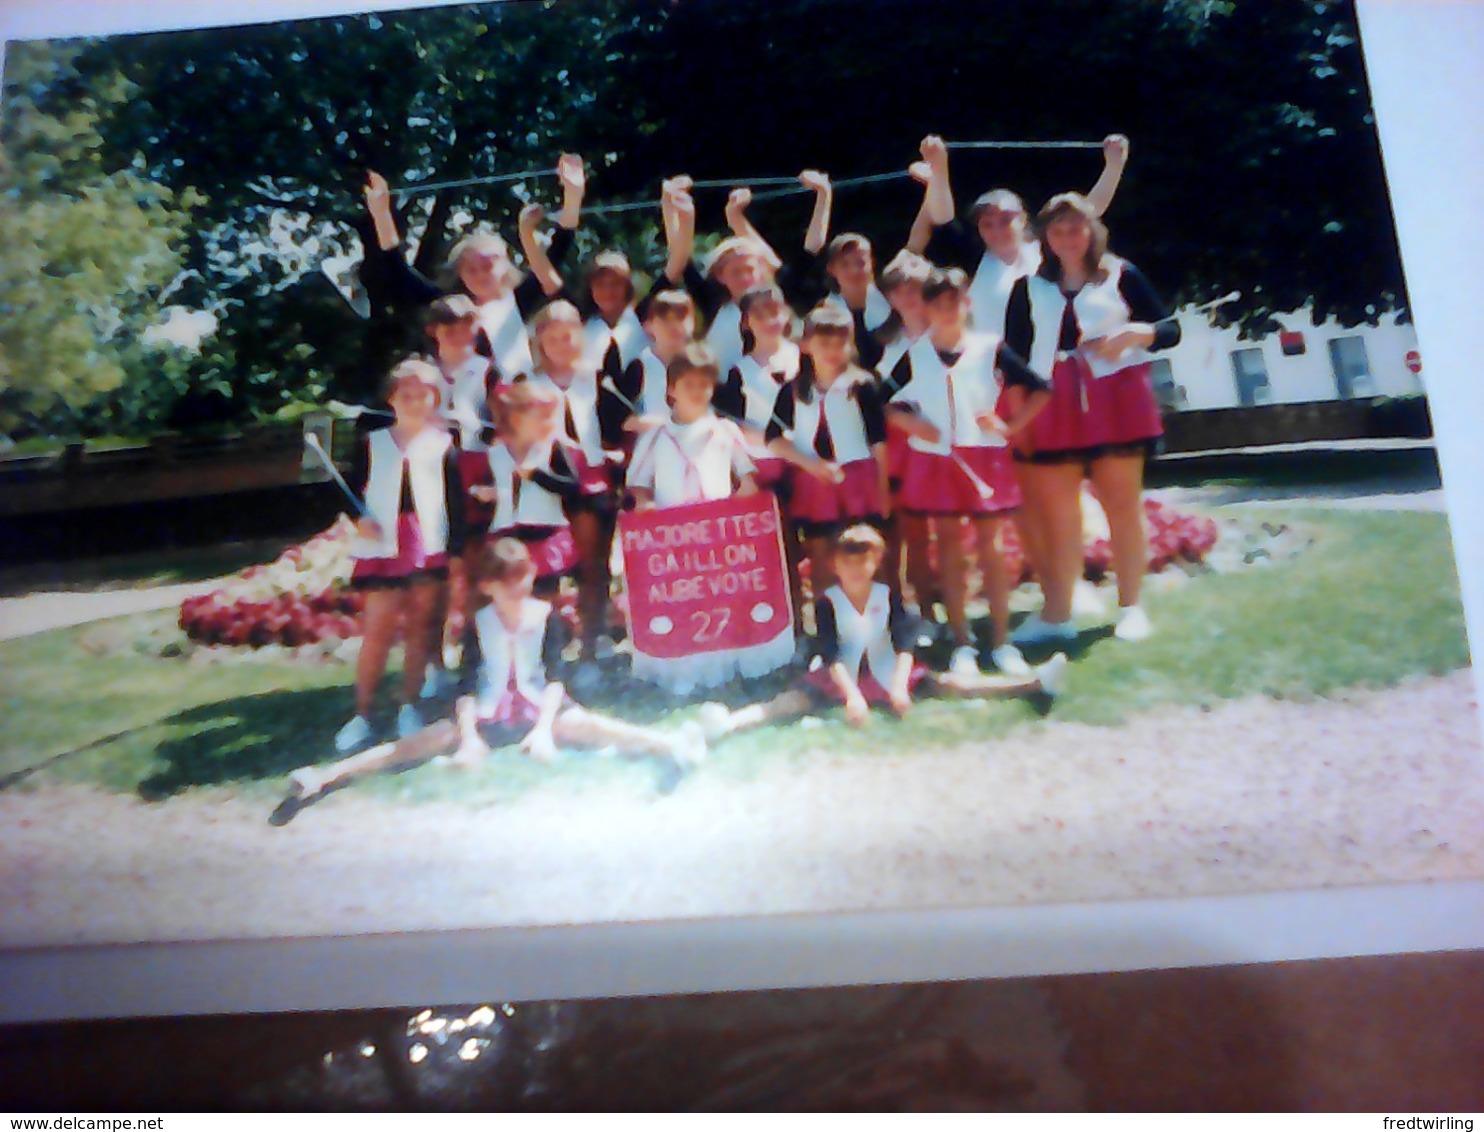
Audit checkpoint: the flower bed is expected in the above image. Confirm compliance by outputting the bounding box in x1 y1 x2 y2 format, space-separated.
179 499 1224 652
179 517 364 648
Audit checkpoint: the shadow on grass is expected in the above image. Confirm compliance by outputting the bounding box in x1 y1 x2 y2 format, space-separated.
147 671 696 815
141 684 351 801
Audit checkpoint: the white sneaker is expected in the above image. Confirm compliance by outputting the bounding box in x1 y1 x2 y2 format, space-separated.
990 643 1032 677
1035 653 1070 698
949 645 982 679
1114 605 1154 642
696 702 734 743
671 720 708 770
334 714 373 753
1011 612 1078 647
396 703 424 739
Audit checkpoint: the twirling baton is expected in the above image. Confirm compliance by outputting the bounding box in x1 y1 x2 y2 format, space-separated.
303 433 368 518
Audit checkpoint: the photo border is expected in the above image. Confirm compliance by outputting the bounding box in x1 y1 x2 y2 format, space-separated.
1 0 1480 1022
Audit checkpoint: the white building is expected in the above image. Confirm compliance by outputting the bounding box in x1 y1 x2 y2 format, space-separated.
1152 303 1423 411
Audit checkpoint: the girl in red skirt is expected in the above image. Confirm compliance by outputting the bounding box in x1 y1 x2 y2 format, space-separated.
338 359 465 753
467 380 583 595
518 300 618 662
1003 192 1181 646
423 295 500 698
696 526 1066 738
716 283 801 497
764 304 890 604
887 268 1052 678
876 250 937 622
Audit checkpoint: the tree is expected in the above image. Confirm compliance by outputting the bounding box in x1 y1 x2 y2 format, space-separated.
617 0 1405 330
0 41 197 437
82 0 671 406
15 0 1402 439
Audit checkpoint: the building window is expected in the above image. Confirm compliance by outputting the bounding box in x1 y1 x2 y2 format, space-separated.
1230 347 1271 407
1328 335 1376 399
1148 358 1185 409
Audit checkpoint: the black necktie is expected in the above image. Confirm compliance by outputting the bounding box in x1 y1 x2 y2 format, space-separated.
813 399 835 461
1059 295 1080 349
602 338 623 383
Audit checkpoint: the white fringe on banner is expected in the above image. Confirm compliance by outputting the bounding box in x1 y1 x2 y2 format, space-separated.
630 627 795 695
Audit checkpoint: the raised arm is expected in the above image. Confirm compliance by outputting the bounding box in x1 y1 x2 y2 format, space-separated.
921 135 955 227
517 203 564 298
360 170 444 306
915 136 983 272
662 179 696 286
364 171 401 252
725 188 783 273
904 160 936 255
1084 134 1129 218
555 152 585 231
800 169 833 257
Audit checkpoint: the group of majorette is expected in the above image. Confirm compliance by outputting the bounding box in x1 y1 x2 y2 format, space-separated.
314 133 1179 782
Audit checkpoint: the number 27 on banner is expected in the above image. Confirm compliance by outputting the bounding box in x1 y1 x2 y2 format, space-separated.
618 493 794 662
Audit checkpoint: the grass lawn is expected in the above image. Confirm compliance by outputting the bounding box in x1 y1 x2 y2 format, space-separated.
0 509 1471 810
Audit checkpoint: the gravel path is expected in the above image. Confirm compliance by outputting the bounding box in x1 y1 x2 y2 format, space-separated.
3 672 1480 949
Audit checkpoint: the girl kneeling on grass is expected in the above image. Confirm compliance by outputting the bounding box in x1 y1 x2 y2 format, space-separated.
292 538 705 800
338 358 465 752
697 525 1067 740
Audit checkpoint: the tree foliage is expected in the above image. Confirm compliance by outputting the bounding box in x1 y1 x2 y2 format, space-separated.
0 42 197 436
1 0 1407 437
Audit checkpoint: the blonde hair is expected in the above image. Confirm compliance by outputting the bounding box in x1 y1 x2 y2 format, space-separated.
705 235 766 279
528 299 584 371
798 304 858 404
448 230 521 289
970 188 1027 223
1034 192 1111 285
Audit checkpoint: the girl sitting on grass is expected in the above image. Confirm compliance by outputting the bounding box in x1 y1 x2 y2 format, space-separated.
290 538 705 801
697 525 1066 740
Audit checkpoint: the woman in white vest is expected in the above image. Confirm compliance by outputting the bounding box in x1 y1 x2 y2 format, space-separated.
912 135 1129 336
338 359 466 753
693 526 1067 740
1004 192 1182 646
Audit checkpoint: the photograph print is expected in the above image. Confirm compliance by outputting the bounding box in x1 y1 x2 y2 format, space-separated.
1 0 1480 952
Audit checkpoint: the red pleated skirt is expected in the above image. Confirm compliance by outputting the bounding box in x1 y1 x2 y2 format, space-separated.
898 445 1020 516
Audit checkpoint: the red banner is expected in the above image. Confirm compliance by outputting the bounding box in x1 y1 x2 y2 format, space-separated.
618 492 793 662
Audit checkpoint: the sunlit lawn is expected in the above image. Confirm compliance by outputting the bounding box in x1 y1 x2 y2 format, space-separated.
0 509 1470 810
